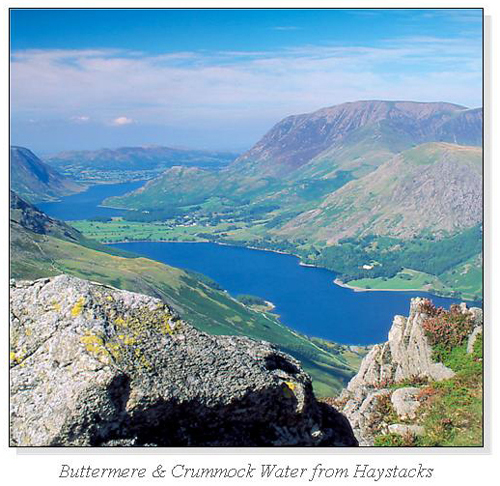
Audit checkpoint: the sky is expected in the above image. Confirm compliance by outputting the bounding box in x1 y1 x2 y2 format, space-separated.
10 8 483 154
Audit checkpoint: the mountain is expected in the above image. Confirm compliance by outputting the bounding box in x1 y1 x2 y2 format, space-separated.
10 146 84 203
10 275 357 446
233 100 481 178
10 192 367 396
104 100 482 222
45 145 238 183
278 142 482 243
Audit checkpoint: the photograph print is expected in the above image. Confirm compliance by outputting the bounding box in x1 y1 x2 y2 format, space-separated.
9 8 483 447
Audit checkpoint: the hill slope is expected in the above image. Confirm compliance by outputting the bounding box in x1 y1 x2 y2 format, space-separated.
279 142 482 243
11 146 84 203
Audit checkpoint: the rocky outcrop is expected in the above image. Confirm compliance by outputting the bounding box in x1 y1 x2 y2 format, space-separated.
340 298 482 445
10 275 357 447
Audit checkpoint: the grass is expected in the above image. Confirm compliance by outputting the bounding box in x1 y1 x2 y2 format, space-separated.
416 342 483 447
417 310 483 446
346 268 437 290
345 264 482 302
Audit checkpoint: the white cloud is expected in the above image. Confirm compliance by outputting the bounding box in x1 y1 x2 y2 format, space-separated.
112 116 133 126
71 115 90 123
10 38 482 136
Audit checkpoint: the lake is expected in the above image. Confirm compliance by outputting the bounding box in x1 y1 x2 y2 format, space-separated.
111 241 469 345
40 181 475 345
37 181 145 220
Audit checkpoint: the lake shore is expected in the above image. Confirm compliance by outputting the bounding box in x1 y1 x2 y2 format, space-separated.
333 278 424 293
102 237 471 302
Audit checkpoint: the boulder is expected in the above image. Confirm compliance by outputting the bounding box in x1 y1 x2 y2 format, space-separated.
387 424 425 437
10 275 357 447
466 308 483 354
390 387 421 420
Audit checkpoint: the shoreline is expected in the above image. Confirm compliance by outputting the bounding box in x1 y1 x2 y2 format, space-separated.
334 278 425 293
102 238 474 302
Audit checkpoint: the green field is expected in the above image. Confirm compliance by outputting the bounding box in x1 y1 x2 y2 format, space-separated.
345 265 481 302
346 269 439 290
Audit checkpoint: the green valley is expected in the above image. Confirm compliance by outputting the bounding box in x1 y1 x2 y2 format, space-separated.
92 101 482 302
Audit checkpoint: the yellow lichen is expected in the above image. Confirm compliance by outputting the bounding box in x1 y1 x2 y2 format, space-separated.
10 349 26 367
133 348 152 370
282 381 297 398
119 335 137 346
159 315 175 335
51 301 61 312
80 332 109 362
71 297 86 317
115 316 126 327
105 342 123 361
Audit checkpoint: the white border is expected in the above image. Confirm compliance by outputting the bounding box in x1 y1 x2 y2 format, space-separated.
2 1 497 484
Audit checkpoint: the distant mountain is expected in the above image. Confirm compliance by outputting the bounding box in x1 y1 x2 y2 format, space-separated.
10 146 84 203
233 100 482 178
45 146 238 183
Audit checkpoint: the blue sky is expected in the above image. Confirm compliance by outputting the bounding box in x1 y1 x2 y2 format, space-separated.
10 9 483 153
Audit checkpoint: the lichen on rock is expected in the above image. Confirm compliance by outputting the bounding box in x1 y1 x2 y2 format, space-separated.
10 275 357 447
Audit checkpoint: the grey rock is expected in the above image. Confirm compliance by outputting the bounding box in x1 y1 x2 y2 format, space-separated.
10 275 357 447
391 388 421 420
388 424 425 437
341 389 392 446
466 306 483 356
341 298 483 444
467 326 483 354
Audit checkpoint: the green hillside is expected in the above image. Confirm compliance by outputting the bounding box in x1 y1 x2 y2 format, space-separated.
11 146 85 203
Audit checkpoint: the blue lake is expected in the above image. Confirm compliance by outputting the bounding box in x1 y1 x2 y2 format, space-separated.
40 182 475 345
37 181 145 220
111 241 469 345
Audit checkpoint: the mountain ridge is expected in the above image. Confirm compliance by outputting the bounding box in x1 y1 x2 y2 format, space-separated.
10 146 85 203
231 100 481 177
